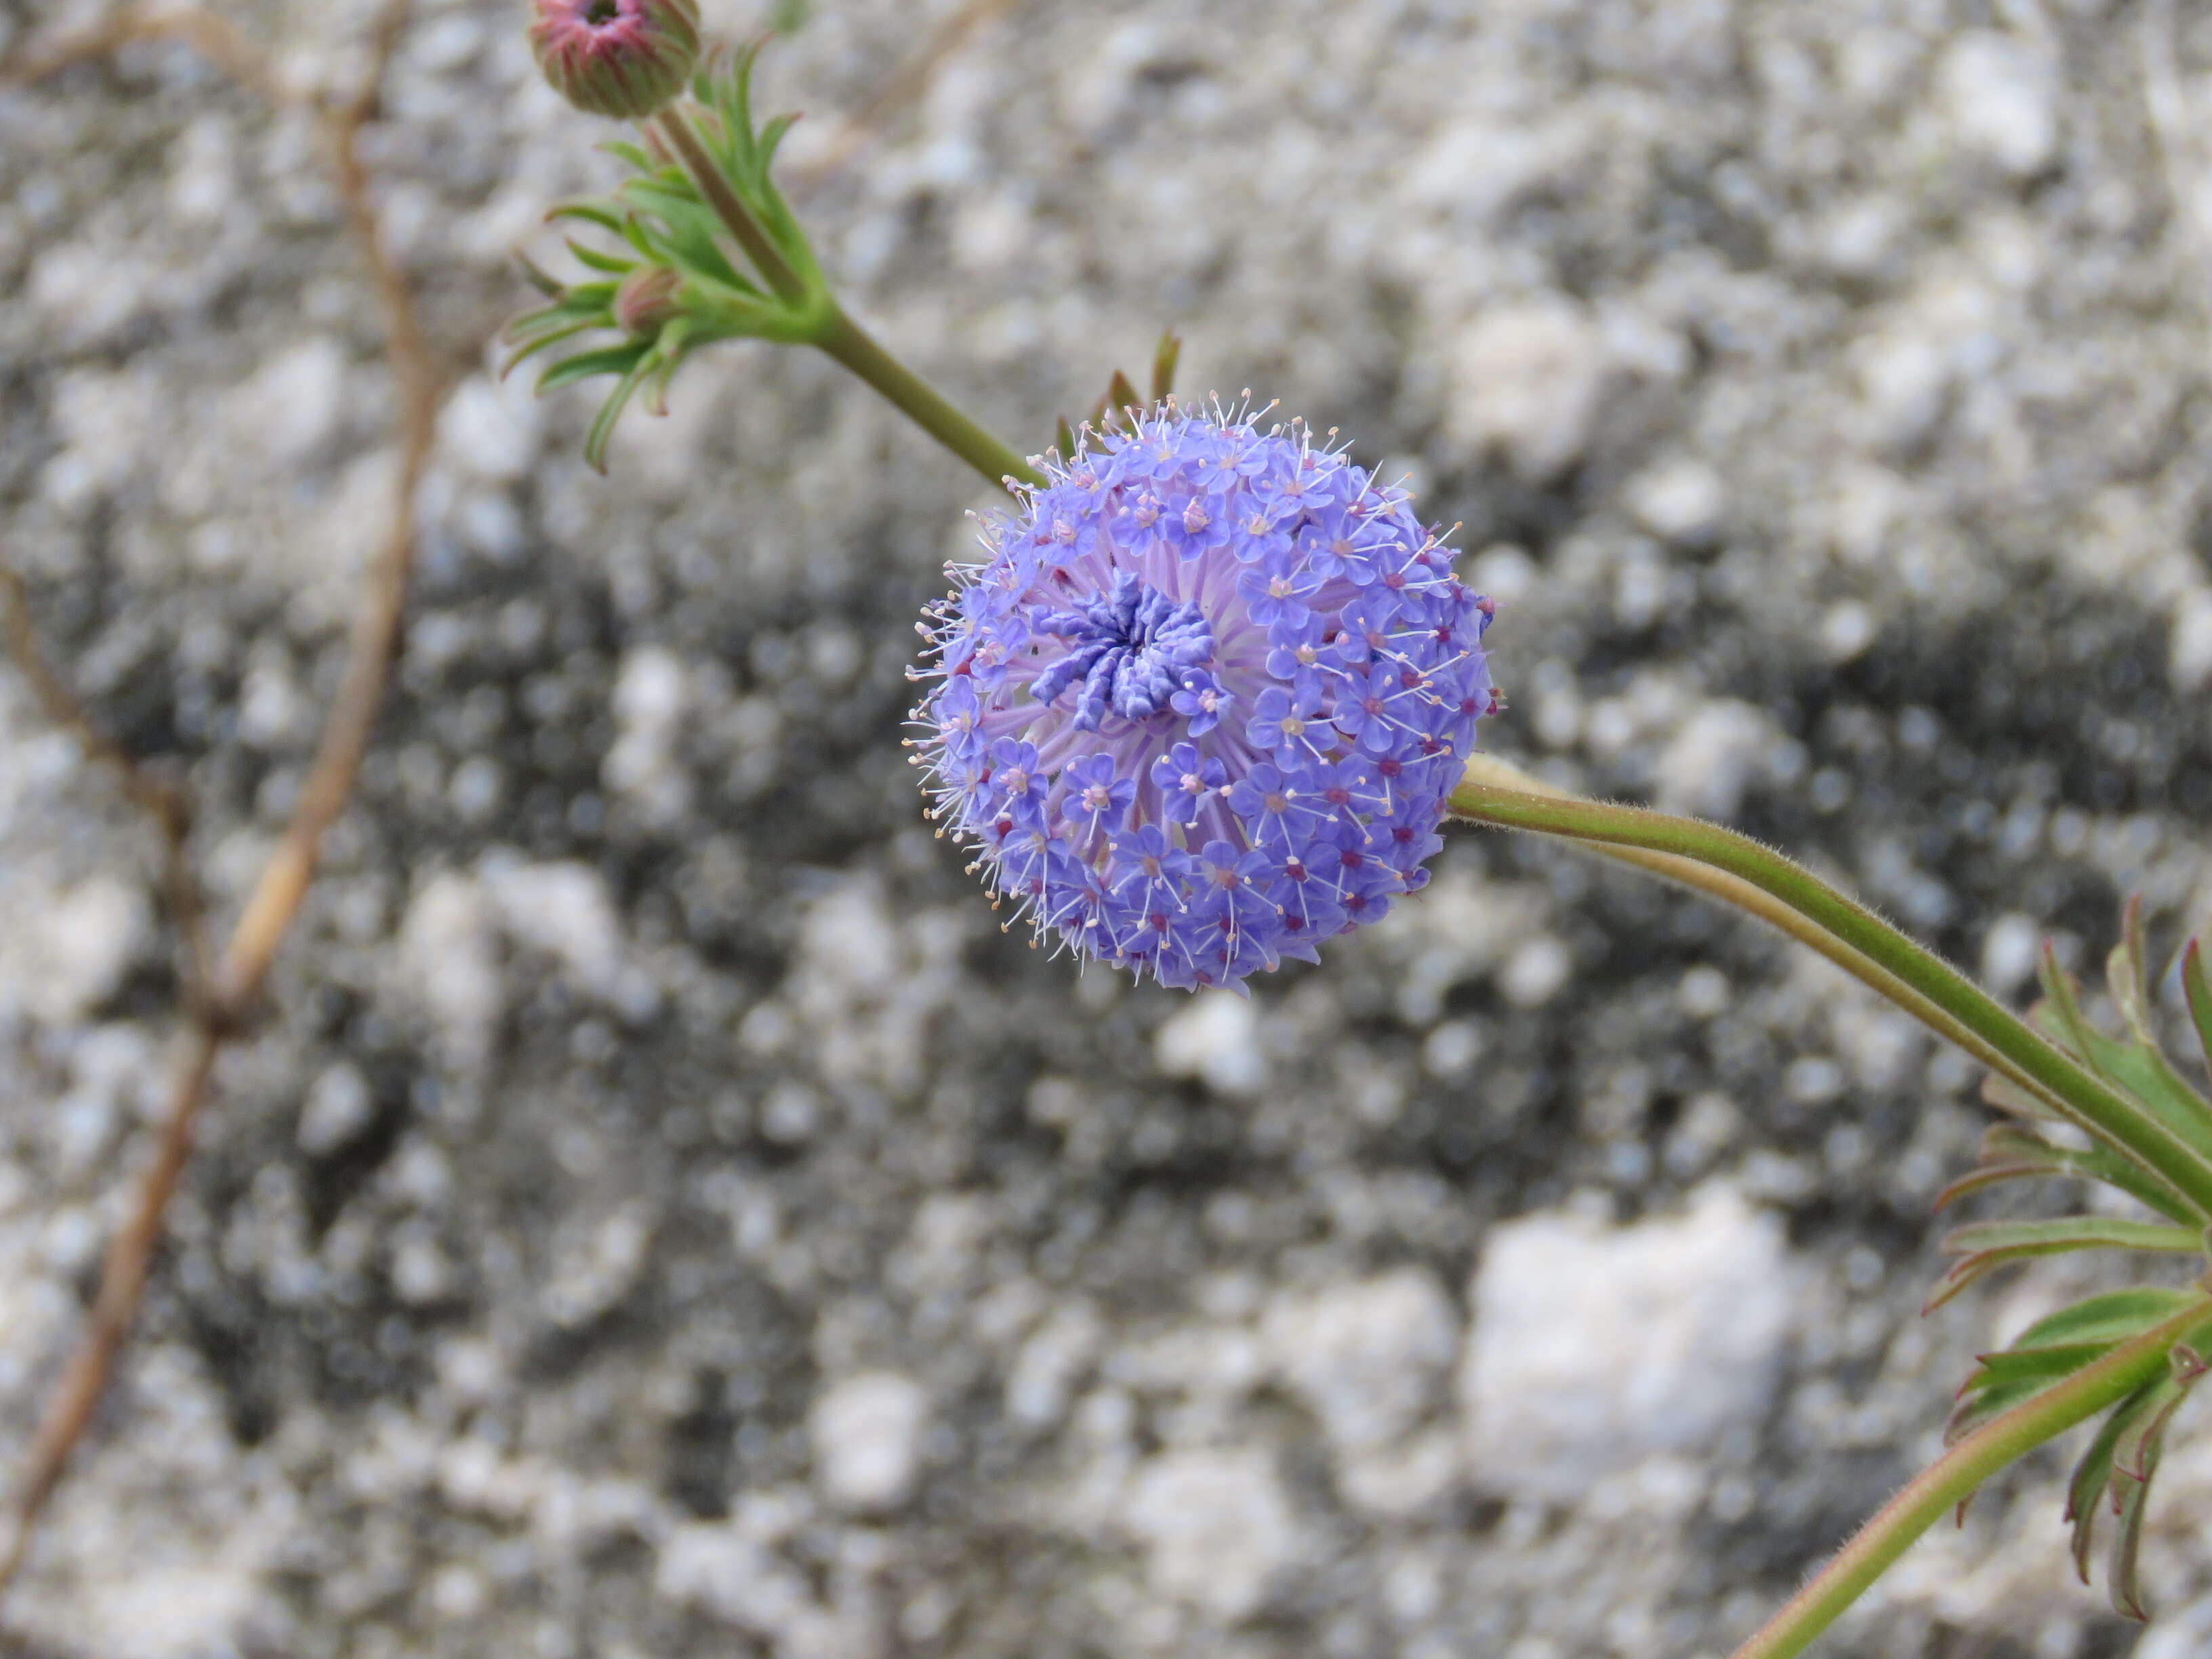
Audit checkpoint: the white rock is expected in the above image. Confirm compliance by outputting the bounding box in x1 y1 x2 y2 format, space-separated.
26 876 149 1023
604 645 693 825
1401 118 1587 224
400 873 503 1071
1446 300 1610 481
1853 327 1951 451
1459 1185 1798 1501
40 367 157 508
655 1522 817 1634
1942 31 2059 178
1654 700 1778 819
165 115 237 224
28 240 147 348
811 1372 929 1514
1422 1019 1483 1077
1007 1303 1103 1429
1121 1447 1298 1623
1498 933 1573 1009
1464 544 1536 609
1337 1429 1464 1519
447 755 504 824
481 857 634 1007
221 337 348 470
2171 590 2212 694
298 1061 375 1156
1624 459 1724 544
437 375 541 484
1263 1268 1460 1452
237 655 310 749
539 1206 653 1329
1980 912 2042 996
1819 600 1877 663
797 876 900 1001
1153 990 1265 1096
2137 1591 2212 1659
758 1080 821 1146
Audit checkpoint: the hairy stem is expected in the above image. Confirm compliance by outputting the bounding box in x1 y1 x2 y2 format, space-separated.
1448 762 2114 1147
1446 775 2212 1219
1728 1295 2212 1659
814 304 1044 491
647 104 812 305
647 105 1041 493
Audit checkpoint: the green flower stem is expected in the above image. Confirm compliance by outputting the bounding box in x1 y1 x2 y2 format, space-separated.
1727 1294 2212 1659
646 104 1043 493
647 105 811 305
813 304 1047 491
1446 771 2212 1221
1449 762 2086 1135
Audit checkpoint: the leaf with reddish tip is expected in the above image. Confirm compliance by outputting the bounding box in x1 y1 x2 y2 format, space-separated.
1934 1124 2199 1223
1151 329 1181 405
535 342 652 393
2185 939 2212 1080
1947 1289 2197 1449
1946 1369 2062 1443
1925 1218 2202 1313
562 237 637 276
2066 1394 2132 1582
1967 1289 2198 1391
2026 922 2212 1170
2106 1364 2198 1622
546 196 630 234
2034 941 2101 1065
2111 1462 2156 1622
2108 896 2158 1046
2074 1021 2212 1170
1977 1067 2065 1124
1105 371 1143 429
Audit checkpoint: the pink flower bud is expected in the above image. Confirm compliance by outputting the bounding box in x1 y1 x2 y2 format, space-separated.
613 266 683 335
529 0 701 121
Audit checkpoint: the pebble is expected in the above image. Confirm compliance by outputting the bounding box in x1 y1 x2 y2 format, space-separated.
1459 1186 1798 1502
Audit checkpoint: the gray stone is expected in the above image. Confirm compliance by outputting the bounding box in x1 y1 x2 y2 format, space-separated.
3 1 2212 1654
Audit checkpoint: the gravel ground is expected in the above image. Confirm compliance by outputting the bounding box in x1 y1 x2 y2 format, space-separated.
3 1 2212 1656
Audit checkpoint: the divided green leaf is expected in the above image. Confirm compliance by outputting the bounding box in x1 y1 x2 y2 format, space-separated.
1925 1217 2201 1312
1935 1124 2200 1226
2184 939 2212 1082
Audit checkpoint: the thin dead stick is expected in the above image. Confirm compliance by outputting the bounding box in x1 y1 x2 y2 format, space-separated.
0 3 283 98
0 566 209 987
0 0 434 1599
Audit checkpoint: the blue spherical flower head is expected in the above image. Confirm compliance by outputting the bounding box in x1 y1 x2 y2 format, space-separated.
911 399 1498 994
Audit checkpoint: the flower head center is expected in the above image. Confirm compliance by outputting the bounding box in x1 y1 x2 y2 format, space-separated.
1032 570 1217 731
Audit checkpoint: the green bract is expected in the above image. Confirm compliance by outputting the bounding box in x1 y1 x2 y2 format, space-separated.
1933 899 2212 1620
501 43 829 471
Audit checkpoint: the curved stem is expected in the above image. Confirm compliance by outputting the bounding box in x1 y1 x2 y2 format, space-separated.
648 105 1042 494
815 304 1046 491
649 105 811 305
1450 760 2087 1132
1727 1294 2212 1659
1446 774 2212 1221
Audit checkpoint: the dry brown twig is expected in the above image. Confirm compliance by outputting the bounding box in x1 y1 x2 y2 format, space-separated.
0 0 438 1600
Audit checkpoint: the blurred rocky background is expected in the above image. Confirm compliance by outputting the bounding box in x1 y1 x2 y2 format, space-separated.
2 0 2212 1655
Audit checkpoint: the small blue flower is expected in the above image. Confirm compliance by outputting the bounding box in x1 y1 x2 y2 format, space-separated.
911 401 1498 994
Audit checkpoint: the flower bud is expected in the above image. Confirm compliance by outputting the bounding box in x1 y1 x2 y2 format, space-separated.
529 0 701 121
613 266 684 335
